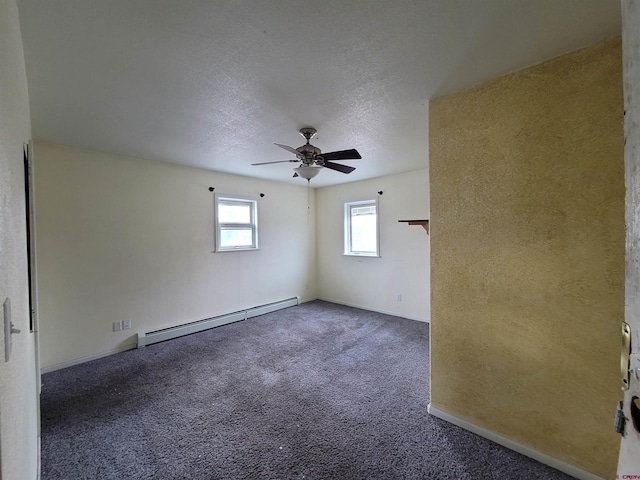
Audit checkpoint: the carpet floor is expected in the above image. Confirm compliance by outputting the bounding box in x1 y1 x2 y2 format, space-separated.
41 300 574 479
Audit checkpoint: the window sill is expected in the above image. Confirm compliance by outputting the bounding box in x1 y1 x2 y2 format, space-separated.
343 253 380 258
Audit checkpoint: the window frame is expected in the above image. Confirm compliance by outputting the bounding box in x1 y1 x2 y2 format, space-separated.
214 193 260 252
344 198 380 257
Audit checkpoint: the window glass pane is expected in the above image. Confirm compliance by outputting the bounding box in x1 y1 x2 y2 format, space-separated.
220 228 254 247
344 200 379 256
350 210 377 252
214 194 259 252
219 202 251 223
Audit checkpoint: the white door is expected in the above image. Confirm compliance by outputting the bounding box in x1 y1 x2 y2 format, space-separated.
618 0 640 476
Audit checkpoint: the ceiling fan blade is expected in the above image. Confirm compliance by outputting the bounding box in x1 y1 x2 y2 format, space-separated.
320 149 361 161
324 161 356 174
274 143 303 158
251 159 299 166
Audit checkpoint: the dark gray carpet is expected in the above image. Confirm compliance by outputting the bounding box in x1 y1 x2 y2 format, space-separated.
41 300 573 479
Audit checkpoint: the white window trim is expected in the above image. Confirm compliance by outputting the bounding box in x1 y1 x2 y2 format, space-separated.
344 198 380 257
214 193 260 252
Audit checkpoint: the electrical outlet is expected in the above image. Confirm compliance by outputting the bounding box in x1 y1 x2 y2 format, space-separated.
397 294 402 302
113 321 122 332
122 319 131 330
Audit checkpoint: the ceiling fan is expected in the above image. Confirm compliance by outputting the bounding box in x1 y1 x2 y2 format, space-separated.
251 127 361 181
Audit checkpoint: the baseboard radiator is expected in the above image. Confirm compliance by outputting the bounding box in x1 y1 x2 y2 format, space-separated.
137 297 299 348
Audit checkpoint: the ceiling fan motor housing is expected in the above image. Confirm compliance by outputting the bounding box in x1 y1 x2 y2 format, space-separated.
297 128 322 164
297 143 322 164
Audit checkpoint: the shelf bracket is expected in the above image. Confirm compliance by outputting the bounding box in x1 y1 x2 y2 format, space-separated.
398 220 429 235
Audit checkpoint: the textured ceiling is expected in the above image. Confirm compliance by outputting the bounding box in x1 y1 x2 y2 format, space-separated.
17 0 621 187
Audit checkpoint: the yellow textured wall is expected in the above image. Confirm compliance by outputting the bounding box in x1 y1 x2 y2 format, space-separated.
429 37 623 478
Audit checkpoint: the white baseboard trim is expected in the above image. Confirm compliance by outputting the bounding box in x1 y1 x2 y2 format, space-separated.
317 297 429 323
41 342 137 374
427 404 604 480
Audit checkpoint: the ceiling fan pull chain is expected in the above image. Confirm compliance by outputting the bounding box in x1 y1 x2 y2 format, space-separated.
307 180 311 224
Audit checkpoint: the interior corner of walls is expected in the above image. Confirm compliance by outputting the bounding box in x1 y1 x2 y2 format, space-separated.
297 295 318 304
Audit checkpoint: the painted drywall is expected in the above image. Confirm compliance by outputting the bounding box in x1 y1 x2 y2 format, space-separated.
0 0 40 478
35 143 318 370
316 170 430 321
429 37 623 478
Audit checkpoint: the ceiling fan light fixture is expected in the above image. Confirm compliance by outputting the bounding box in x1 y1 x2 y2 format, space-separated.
293 165 322 180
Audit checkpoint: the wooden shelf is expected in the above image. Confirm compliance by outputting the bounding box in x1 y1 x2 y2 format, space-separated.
398 219 429 234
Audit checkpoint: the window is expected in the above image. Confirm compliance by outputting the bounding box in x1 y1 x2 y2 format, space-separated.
215 194 259 251
344 199 379 257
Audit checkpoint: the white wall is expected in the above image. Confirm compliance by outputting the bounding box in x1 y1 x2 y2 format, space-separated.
0 0 40 478
35 143 318 370
316 170 430 321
